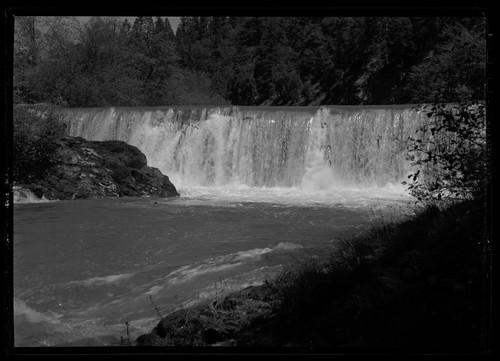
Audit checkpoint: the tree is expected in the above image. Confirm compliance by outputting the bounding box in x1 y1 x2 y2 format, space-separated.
228 17 262 105
292 19 328 104
120 18 132 35
12 16 487 108
404 18 486 103
175 16 198 69
13 16 77 104
13 105 66 183
353 17 415 104
48 16 141 107
164 18 177 41
254 18 303 105
403 102 487 202
126 16 179 105
204 17 236 99
14 16 46 68
162 67 227 106
229 63 258 105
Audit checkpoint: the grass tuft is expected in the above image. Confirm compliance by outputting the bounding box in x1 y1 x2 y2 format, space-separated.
266 198 489 351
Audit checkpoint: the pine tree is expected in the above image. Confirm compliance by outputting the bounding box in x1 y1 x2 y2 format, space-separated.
254 18 302 105
163 18 176 41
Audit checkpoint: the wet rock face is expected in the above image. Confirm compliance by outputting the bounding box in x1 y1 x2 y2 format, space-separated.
23 136 180 200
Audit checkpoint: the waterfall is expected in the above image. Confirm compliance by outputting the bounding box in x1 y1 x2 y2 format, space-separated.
61 105 426 190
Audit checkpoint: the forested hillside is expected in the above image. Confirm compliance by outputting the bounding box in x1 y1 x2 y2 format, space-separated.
13 16 486 107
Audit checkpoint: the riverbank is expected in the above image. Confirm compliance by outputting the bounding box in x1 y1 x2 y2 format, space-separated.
136 197 490 353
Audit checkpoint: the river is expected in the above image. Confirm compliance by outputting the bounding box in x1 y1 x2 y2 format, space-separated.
13 105 422 346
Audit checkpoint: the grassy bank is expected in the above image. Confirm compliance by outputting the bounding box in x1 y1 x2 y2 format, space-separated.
238 198 490 352
138 198 490 353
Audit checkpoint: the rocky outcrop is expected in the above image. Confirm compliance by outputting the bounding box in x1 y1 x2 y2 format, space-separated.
136 283 281 347
22 136 180 200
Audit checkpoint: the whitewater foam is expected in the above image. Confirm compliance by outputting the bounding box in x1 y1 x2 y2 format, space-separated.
14 298 62 324
13 187 52 204
182 265 284 307
145 285 164 295
175 182 410 208
167 263 242 286
164 243 304 286
68 273 135 287
274 242 303 251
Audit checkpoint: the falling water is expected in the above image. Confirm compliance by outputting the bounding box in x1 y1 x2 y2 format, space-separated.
61 105 426 191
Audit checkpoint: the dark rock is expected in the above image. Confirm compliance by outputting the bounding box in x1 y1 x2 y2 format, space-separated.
226 283 279 303
154 322 168 339
135 282 284 347
21 136 180 200
218 297 240 311
136 333 161 346
25 183 47 198
203 328 228 345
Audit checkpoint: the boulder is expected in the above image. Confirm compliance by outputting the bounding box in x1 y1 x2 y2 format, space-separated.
22 136 180 200
136 333 162 347
138 283 281 347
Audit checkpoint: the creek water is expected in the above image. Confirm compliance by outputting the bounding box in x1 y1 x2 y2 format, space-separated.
13 105 423 346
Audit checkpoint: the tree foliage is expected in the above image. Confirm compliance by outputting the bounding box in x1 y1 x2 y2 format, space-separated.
13 105 67 183
403 102 487 202
404 18 486 103
13 16 486 107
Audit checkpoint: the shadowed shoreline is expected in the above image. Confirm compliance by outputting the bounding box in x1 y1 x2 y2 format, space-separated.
134 198 489 353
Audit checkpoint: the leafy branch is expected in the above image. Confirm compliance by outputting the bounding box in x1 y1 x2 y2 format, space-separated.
402 102 487 203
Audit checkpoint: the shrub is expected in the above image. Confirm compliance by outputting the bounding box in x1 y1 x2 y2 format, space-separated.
403 102 487 203
13 104 67 183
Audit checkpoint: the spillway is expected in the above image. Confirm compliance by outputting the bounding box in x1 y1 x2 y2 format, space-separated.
61 105 426 191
